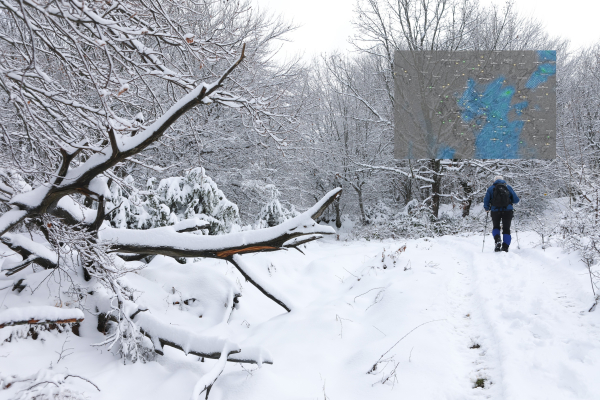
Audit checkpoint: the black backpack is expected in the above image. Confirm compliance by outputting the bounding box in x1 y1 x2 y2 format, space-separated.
491 183 511 208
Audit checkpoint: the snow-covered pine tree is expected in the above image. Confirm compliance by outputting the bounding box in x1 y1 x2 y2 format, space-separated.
255 185 298 228
107 168 239 235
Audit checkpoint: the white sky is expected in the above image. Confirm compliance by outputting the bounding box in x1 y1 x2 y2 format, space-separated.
253 0 600 61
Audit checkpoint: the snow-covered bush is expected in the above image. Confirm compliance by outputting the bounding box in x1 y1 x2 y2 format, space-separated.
0 369 98 400
107 168 240 235
558 199 600 308
254 185 299 229
350 200 477 240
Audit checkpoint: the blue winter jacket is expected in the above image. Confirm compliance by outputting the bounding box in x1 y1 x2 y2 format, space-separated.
483 180 520 211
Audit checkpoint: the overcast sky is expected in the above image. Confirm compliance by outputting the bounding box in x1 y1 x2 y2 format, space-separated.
253 0 600 61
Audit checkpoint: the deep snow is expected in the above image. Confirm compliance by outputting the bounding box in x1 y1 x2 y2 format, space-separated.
1 231 599 400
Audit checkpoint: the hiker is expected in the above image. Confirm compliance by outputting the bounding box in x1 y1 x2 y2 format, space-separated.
483 175 520 252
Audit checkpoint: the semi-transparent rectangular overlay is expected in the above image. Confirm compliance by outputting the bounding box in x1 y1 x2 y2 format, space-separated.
394 50 556 159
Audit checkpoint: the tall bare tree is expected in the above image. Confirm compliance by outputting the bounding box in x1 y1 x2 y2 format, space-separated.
343 0 564 217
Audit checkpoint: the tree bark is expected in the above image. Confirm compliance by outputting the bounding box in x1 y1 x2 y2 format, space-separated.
460 179 474 217
356 185 366 223
334 197 342 229
0 317 83 329
430 159 442 218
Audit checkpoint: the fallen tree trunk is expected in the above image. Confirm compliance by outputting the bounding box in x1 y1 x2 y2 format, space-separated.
99 188 342 259
0 306 84 329
100 188 341 311
2 189 342 313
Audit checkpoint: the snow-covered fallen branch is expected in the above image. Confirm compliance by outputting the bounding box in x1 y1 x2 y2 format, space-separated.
0 234 58 275
190 342 236 400
99 188 341 259
134 312 272 365
0 306 84 329
230 254 296 312
100 189 341 312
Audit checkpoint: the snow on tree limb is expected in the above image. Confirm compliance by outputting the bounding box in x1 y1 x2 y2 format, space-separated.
353 162 435 183
135 311 239 357
1 21 248 237
4 59 243 224
0 233 58 273
0 306 84 329
190 342 236 400
97 189 340 312
134 312 272 365
0 209 28 237
173 218 212 233
309 188 343 220
99 188 342 259
226 346 273 365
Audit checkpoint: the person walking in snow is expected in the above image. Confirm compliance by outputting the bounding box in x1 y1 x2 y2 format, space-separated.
483 175 520 252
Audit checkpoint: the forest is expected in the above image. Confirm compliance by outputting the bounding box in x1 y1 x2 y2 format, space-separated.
0 0 598 399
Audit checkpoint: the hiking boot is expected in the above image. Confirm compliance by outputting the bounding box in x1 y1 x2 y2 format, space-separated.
502 243 509 252
494 235 502 252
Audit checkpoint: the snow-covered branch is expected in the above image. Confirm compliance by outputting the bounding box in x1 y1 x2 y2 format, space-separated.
0 233 58 275
353 162 435 183
99 188 341 259
190 343 235 400
0 306 84 329
134 312 272 365
98 188 340 312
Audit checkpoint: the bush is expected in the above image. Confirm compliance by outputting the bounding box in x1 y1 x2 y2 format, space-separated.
106 167 240 235
350 200 479 240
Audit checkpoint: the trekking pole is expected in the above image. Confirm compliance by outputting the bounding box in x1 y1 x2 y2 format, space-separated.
514 210 521 249
482 211 489 253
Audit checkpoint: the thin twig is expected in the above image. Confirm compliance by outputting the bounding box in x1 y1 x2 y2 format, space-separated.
354 287 386 302
368 319 445 373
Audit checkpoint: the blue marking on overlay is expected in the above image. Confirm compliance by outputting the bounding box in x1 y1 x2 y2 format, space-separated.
437 145 456 159
453 51 555 159
538 50 556 62
525 50 556 89
457 76 526 159
513 101 528 115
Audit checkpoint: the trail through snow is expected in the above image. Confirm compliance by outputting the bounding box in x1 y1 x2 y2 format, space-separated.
219 232 600 400
1 232 599 399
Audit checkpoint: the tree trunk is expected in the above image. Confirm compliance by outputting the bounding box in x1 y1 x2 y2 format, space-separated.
460 179 473 217
334 197 342 228
430 159 442 218
356 186 366 223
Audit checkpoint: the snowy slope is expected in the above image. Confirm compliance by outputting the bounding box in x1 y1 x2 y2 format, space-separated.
1 232 599 400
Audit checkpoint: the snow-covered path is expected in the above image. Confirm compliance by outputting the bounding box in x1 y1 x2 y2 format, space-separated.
220 232 600 400
1 232 599 400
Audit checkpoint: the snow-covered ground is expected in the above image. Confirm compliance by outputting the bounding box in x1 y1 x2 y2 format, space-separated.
1 231 599 399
